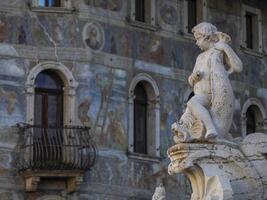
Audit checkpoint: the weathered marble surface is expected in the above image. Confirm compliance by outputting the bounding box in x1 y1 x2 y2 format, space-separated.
168 134 267 200
172 22 242 142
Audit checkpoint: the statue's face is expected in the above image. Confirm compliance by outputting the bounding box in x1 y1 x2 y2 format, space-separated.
194 33 210 51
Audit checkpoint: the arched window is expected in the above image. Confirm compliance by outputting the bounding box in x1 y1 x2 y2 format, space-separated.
128 74 160 158
34 70 63 128
134 82 148 154
241 98 266 137
246 105 262 135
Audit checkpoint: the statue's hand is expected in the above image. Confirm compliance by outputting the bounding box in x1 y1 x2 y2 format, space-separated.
214 41 229 52
188 71 201 87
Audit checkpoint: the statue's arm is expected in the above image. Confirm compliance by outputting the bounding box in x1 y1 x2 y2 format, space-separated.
215 42 243 74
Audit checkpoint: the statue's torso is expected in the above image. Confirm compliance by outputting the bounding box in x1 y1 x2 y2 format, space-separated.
193 49 215 96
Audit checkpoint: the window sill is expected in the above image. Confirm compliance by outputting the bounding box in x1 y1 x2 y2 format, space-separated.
127 151 161 163
30 6 75 14
128 20 160 31
240 45 266 58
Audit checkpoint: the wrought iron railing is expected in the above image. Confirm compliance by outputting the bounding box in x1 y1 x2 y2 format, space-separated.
16 124 97 171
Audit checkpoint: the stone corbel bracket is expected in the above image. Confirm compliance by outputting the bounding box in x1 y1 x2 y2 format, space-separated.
167 140 264 200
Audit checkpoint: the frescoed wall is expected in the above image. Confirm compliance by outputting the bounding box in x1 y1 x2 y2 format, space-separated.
0 0 265 199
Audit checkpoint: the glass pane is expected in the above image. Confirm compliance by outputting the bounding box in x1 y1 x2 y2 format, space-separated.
134 83 147 102
47 94 62 127
39 0 45 6
34 94 43 127
135 0 145 22
188 0 197 33
246 107 256 134
134 82 147 154
246 13 253 49
134 103 147 154
35 70 63 90
39 0 60 7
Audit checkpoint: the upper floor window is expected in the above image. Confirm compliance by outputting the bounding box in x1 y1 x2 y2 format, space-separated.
38 0 61 7
183 0 206 35
34 70 63 128
135 0 145 22
241 5 263 53
31 0 73 12
130 0 157 30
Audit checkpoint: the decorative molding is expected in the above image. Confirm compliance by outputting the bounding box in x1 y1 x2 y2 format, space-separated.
241 98 266 136
25 61 78 125
128 73 160 157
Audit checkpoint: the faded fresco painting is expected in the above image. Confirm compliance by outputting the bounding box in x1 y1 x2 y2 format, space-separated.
85 0 123 12
83 22 105 50
75 63 127 150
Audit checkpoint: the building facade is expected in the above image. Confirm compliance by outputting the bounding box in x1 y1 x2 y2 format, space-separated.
0 0 266 199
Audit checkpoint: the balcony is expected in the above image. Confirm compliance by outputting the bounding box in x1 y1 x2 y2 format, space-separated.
16 124 97 192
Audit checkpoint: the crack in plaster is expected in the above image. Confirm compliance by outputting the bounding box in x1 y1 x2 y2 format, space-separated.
35 17 59 61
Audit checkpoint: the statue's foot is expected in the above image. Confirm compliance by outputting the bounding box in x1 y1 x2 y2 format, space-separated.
205 130 217 140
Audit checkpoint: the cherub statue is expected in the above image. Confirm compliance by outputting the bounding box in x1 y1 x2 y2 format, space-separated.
172 22 243 142
152 184 166 200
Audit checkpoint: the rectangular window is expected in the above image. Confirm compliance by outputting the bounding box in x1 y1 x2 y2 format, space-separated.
188 0 197 33
130 0 157 30
135 0 145 22
245 13 253 49
184 0 206 35
242 5 262 53
39 0 61 7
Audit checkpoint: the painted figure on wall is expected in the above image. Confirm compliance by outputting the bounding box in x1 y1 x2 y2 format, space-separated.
106 109 126 148
172 22 243 142
85 0 123 11
0 88 17 115
86 28 101 50
110 35 117 54
78 99 92 127
18 25 27 44
150 39 164 65
160 4 177 26
0 19 7 43
83 23 104 51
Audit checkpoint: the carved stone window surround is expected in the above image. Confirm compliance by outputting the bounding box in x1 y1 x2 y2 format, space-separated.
241 98 266 137
25 61 78 126
129 0 159 31
241 4 263 53
128 73 160 158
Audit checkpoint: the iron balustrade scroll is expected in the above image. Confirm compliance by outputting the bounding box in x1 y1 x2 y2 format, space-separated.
16 124 97 171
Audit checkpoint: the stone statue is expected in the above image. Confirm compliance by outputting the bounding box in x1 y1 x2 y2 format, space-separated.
152 184 166 200
172 22 242 142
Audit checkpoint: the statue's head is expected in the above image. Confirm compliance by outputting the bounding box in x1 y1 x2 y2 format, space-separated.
192 22 218 50
192 22 231 50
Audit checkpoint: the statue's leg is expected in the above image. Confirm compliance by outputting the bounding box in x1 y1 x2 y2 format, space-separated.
180 107 194 129
187 95 217 139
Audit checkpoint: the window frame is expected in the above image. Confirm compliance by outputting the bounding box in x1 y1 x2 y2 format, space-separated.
128 73 161 162
182 0 207 39
241 98 266 137
241 4 263 55
129 0 159 31
31 0 74 13
26 62 78 127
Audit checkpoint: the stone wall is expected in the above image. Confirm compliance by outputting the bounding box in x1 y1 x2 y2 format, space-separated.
0 0 266 199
